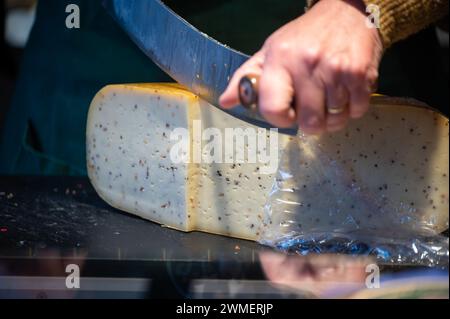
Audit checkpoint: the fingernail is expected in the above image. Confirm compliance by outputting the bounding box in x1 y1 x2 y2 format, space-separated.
350 111 365 119
327 124 345 133
219 94 228 107
306 115 320 127
287 109 296 121
300 116 323 135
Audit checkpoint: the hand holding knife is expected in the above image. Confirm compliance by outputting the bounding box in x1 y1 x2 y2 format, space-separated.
219 0 382 134
104 0 382 135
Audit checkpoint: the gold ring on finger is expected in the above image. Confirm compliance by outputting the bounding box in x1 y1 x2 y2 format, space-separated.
327 105 346 115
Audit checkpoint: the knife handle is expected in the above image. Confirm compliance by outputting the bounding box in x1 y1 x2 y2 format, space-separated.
239 74 260 109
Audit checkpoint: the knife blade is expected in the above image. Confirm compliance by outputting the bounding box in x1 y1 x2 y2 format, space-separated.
103 0 298 135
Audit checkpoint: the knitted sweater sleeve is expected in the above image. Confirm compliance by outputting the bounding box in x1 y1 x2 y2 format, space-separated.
306 0 449 48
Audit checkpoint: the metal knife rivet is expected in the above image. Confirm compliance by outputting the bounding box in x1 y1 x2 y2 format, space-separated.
239 74 259 110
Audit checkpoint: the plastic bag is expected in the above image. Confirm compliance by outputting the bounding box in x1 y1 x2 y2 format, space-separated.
259 117 449 268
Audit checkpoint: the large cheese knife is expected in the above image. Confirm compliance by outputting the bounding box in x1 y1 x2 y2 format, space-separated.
103 0 298 135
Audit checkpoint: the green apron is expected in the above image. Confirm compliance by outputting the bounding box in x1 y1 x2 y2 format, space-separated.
0 0 446 175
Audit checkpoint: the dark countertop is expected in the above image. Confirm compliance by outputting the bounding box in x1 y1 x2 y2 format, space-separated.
0 176 447 299
0 176 300 298
0 176 262 261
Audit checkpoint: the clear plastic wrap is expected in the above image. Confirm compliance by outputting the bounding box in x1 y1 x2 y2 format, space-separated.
259 126 449 268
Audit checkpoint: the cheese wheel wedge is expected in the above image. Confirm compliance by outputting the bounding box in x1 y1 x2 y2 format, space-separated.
86 83 290 240
86 85 449 241
266 97 449 238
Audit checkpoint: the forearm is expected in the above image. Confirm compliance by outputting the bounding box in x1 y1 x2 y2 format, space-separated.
307 0 449 48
